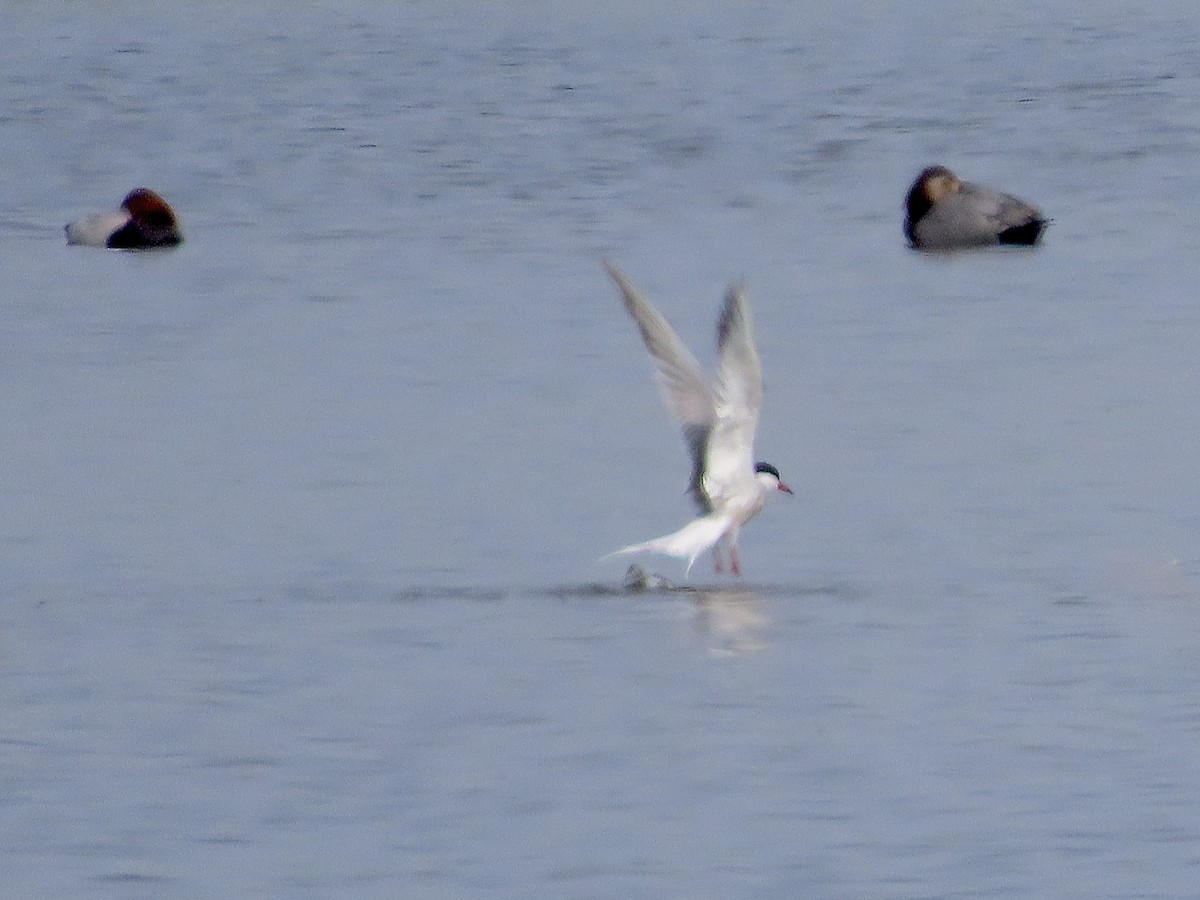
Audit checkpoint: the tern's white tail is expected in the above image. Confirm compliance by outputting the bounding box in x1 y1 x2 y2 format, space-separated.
605 514 732 575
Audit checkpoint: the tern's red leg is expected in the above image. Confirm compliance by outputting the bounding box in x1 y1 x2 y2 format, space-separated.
730 546 742 577
712 546 724 574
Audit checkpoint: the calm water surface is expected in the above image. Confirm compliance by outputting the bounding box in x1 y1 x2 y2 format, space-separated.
4 2 1200 897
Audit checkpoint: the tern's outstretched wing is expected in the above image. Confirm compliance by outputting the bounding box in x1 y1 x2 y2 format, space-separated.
704 284 762 511
606 262 716 512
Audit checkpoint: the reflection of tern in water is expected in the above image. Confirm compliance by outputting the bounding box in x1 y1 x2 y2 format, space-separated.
691 588 767 655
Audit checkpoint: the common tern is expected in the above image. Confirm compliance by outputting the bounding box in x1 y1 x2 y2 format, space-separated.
904 165 1047 250
604 262 792 576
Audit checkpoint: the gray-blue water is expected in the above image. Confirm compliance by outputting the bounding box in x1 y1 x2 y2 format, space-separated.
4 2 1200 897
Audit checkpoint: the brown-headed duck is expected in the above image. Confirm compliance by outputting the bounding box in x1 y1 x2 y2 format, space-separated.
65 188 183 249
904 166 1046 250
